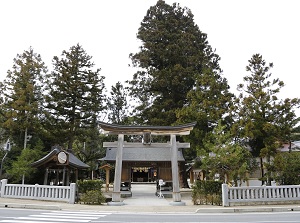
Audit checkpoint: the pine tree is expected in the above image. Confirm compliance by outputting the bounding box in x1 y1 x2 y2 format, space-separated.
233 54 300 184
45 44 106 150
200 121 257 186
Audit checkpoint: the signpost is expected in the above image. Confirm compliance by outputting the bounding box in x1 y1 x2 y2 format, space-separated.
158 179 165 198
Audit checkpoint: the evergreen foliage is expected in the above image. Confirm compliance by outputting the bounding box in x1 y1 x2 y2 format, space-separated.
44 44 106 150
0 1 299 187
233 54 300 184
0 47 47 150
77 179 103 193
6 139 46 183
77 179 105 204
127 0 234 160
107 82 129 124
270 152 300 185
127 0 231 128
176 67 234 158
200 121 257 185
192 180 222 205
72 133 106 179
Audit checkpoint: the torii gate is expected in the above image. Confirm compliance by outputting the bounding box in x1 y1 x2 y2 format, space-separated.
98 121 196 206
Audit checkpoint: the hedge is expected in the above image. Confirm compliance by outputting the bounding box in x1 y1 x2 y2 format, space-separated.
77 179 106 204
192 180 222 205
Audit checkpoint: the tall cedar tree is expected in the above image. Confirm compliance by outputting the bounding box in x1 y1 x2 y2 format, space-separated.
127 0 230 127
45 44 106 151
0 47 47 149
233 54 300 184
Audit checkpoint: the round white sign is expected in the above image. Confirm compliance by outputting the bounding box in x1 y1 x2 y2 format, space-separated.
57 151 67 164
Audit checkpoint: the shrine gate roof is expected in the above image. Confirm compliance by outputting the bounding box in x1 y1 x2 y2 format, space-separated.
98 121 196 135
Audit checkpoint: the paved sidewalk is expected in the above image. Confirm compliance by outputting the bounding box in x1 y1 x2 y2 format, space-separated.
0 184 300 213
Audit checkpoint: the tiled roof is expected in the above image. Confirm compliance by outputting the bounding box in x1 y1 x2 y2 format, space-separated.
100 147 185 162
31 147 89 169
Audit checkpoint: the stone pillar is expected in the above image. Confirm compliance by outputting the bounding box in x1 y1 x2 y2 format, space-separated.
62 166 66 186
170 134 185 205
110 134 124 205
44 168 48 185
69 183 76 204
75 169 78 182
0 179 7 197
56 169 59 185
66 168 70 186
222 184 229 207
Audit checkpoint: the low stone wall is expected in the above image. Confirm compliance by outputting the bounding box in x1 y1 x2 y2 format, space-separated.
222 184 300 207
0 179 76 204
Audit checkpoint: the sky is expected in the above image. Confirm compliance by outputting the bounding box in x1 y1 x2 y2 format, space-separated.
0 0 299 114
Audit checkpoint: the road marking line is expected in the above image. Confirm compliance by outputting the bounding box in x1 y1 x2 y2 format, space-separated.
40 213 106 217
29 214 98 219
1 221 74 223
16 217 90 222
50 211 112 215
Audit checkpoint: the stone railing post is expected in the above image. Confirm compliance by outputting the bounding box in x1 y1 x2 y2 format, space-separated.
69 183 76 204
222 183 229 207
34 184 39 198
263 185 267 199
0 179 7 197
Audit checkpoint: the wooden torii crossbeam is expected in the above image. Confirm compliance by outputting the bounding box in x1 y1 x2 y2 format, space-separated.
98 121 196 206
99 122 196 135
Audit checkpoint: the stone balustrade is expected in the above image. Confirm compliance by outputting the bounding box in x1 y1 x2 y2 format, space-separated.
0 179 76 204
222 183 300 206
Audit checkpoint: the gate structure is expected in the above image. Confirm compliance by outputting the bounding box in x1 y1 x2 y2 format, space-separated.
98 122 196 206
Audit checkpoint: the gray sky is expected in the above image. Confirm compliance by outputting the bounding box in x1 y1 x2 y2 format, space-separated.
0 0 299 114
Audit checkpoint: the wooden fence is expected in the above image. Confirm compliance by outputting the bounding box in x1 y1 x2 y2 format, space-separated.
0 179 76 204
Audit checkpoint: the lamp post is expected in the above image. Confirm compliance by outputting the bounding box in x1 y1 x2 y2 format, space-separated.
0 140 10 180
0 152 8 180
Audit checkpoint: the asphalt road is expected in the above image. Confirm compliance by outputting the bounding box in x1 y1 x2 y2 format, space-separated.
1 208 300 223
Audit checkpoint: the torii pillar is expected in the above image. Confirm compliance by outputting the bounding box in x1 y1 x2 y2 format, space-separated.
112 134 124 203
170 134 183 204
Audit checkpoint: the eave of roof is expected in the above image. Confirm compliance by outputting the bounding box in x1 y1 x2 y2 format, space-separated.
31 148 89 169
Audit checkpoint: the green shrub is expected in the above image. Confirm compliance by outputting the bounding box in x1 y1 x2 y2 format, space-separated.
77 179 105 204
79 190 106 205
77 179 103 193
192 180 222 205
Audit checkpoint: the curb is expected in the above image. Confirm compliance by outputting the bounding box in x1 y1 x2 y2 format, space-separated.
195 206 300 213
1 202 300 213
0 203 61 210
195 208 235 213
